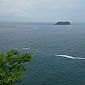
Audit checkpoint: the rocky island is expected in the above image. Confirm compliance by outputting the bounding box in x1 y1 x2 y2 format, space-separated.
55 21 71 25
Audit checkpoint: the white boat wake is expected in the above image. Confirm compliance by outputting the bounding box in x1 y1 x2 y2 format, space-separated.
23 48 31 50
56 55 85 59
22 48 41 52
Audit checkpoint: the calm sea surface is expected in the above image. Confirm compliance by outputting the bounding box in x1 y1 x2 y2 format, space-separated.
0 22 85 85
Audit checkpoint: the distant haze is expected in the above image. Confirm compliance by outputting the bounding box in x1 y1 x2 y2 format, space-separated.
0 0 85 23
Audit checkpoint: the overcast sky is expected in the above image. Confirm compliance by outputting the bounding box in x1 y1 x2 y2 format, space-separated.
0 0 85 22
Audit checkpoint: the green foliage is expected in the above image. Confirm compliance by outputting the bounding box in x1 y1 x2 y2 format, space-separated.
0 49 32 85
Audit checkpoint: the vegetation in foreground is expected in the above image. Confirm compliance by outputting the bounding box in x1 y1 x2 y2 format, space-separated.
0 49 32 85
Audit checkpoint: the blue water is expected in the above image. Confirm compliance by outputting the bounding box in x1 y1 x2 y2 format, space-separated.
0 22 85 85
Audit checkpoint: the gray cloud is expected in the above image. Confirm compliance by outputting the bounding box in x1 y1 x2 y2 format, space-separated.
0 0 85 22
0 0 81 15
0 0 3 3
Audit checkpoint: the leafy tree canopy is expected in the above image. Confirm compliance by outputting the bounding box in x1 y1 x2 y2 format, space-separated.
0 49 32 85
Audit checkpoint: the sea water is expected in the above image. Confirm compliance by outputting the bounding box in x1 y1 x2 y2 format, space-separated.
0 22 85 85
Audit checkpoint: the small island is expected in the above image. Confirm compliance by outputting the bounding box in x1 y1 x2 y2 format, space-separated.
55 21 71 25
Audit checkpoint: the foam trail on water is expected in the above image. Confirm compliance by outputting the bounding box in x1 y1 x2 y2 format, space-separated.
56 55 85 59
22 48 42 53
23 48 30 50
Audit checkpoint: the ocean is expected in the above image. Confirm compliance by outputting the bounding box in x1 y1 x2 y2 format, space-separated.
0 22 85 85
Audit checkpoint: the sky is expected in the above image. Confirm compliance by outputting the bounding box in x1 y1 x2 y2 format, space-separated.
0 0 85 22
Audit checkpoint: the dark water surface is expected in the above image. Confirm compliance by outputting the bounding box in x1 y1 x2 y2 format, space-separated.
0 22 85 85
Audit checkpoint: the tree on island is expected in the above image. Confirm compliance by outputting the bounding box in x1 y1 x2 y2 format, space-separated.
0 49 32 85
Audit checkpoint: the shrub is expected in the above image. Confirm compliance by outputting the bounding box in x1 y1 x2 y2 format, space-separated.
0 49 32 85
